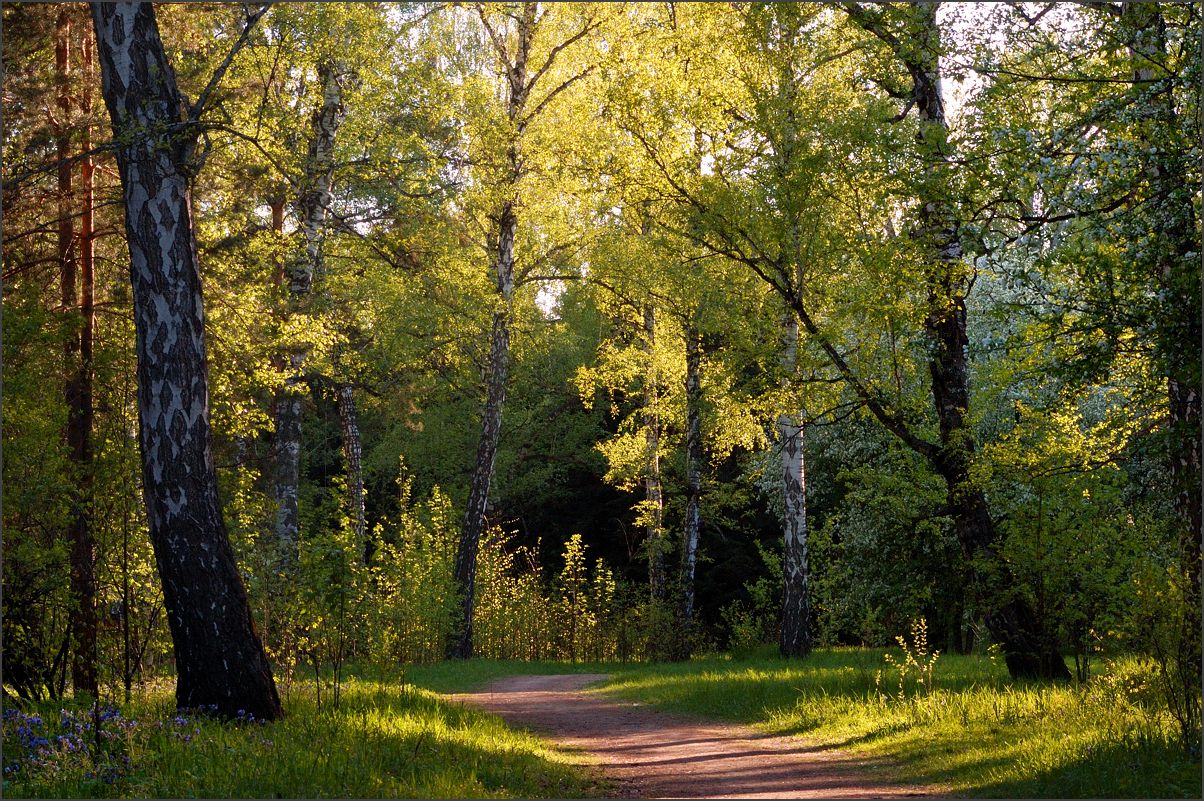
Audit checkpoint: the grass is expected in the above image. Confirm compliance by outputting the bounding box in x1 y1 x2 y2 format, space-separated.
408 646 1202 798
405 659 613 694
8 649 1198 798
2 675 603 799
593 646 1201 798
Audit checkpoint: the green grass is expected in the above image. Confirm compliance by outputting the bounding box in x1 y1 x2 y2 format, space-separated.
3 675 604 799
593 646 1201 798
10 650 1198 798
407 647 1202 798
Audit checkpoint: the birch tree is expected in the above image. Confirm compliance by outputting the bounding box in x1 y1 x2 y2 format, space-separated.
90 0 281 718
273 58 351 564
445 2 604 658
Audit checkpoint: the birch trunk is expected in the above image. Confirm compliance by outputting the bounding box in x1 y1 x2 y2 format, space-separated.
274 60 348 563
449 203 516 659
778 314 810 657
643 304 667 602
909 4 1067 680
678 323 703 633
91 1 281 719
57 8 99 699
337 382 367 563
448 3 538 658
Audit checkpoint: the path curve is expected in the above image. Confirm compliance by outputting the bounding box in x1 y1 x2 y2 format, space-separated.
448 674 933 799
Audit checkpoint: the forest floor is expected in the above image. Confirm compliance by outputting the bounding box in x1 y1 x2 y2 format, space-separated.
448 672 931 799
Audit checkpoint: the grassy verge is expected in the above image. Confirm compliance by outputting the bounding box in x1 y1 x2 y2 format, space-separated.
598 646 1201 798
2 675 602 798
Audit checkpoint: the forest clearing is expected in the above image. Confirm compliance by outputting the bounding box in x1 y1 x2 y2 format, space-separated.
2 1 1200 799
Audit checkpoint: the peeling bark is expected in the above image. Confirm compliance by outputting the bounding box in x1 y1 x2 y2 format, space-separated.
843 2 1069 679
91 1 280 719
448 3 538 659
778 314 810 658
449 201 516 659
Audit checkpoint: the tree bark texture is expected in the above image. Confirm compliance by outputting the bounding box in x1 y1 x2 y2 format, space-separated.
274 61 348 563
55 7 100 700
643 304 667 602
337 382 367 563
91 1 281 719
778 314 811 658
844 2 1070 679
678 323 703 633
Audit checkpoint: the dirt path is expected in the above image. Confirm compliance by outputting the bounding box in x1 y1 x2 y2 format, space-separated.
448 674 933 799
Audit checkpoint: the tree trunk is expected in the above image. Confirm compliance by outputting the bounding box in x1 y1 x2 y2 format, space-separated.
448 202 516 659
643 303 667 602
336 382 367 563
678 322 703 635
274 61 348 564
448 3 539 659
778 314 810 658
91 1 281 719
55 7 99 700
842 2 1069 679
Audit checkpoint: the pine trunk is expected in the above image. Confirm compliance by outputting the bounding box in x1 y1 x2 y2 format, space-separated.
91 1 280 719
643 304 667 602
778 315 810 658
56 8 99 700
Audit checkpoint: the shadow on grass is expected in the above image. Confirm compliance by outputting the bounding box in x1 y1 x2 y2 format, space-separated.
965 735 1201 799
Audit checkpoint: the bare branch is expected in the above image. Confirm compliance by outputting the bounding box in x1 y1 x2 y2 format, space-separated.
190 3 273 124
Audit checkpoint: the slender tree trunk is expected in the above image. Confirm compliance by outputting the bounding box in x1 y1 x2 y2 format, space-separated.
643 303 667 602
678 322 703 636
336 382 366 563
91 1 281 719
448 202 516 659
778 314 810 657
56 8 99 700
274 62 347 564
448 3 538 658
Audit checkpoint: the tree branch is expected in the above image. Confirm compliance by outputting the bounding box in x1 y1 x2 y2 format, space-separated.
189 3 273 124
